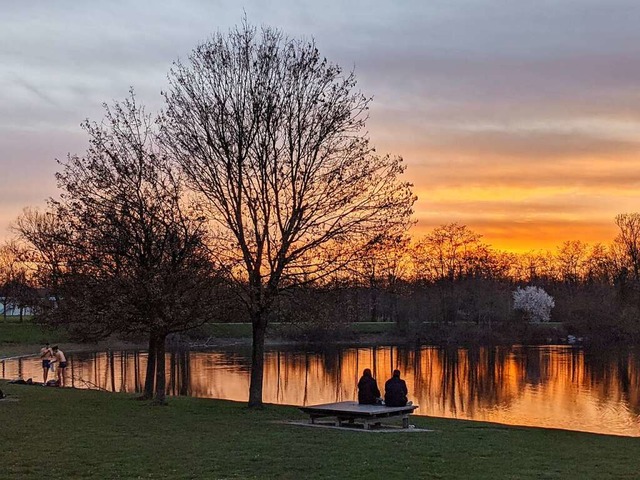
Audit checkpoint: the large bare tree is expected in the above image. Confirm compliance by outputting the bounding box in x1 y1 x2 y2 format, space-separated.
19 92 221 404
162 23 415 407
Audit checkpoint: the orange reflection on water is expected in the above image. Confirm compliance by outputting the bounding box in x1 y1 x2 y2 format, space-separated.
2 345 640 437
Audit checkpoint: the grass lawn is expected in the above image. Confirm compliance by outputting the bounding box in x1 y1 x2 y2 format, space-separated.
348 322 397 335
0 320 70 358
198 322 254 338
198 322 397 338
1 382 639 479
0 321 396 360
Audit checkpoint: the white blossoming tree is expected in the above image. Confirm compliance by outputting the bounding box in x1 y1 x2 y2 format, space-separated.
512 286 555 322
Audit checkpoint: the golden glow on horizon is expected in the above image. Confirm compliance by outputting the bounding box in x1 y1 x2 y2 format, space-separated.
2 124 639 254
367 103 640 247
402 149 640 253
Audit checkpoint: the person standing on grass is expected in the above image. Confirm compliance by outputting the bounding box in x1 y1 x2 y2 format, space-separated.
50 346 67 387
357 368 382 405
384 369 410 407
39 343 53 384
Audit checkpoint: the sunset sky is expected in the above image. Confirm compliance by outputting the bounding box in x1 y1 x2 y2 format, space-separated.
2 1 640 252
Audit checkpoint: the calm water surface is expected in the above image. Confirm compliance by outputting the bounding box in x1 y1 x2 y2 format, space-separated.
3 345 640 437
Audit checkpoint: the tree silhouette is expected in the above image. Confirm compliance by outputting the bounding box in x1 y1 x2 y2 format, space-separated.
162 22 415 407
19 92 222 404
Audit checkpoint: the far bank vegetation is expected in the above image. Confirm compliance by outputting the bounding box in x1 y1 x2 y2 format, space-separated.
4 216 640 346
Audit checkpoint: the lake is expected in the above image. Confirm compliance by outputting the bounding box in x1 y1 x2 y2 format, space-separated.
3 344 640 437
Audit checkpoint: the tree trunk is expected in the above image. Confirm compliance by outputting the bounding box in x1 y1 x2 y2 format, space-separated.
370 282 378 323
154 333 167 405
248 315 267 408
141 333 157 399
109 350 116 392
179 350 190 396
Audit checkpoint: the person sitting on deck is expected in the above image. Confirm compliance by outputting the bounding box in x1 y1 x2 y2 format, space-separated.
357 368 381 405
384 369 409 407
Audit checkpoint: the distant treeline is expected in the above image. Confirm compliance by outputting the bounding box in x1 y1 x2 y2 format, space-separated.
264 216 640 345
3 215 640 346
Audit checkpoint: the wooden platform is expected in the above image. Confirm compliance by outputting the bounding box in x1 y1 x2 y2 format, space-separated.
299 401 419 430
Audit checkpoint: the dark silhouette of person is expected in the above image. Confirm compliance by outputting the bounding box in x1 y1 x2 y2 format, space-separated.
384 369 409 407
357 368 381 405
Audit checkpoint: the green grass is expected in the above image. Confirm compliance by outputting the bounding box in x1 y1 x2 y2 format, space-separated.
0 323 58 344
198 321 397 338
348 321 397 334
1 381 639 479
199 321 558 337
0 321 395 359
2 319 560 345
199 322 254 338
0 320 70 358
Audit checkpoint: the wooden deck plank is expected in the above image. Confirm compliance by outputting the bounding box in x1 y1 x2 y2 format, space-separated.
299 401 418 417
299 401 419 430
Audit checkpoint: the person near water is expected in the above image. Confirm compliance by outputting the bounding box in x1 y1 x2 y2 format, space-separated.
384 369 410 407
50 346 67 387
357 368 381 405
39 343 53 384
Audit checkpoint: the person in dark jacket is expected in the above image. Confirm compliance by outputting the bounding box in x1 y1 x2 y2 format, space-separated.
357 368 381 405
384 369 409 407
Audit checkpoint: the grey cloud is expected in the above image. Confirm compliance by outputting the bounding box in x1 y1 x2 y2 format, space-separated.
422 168 640 191
421 130 640 160
10 75 58 106
411 216 620 250
424 197 610 216
2 0 640 247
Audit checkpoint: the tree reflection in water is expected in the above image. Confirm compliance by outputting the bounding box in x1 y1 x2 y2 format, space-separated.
2 345 640 436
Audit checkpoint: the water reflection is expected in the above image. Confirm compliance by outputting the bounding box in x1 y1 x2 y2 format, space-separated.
3 345 640 437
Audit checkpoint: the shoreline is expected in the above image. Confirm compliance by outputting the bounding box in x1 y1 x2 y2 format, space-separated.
1 333 591 362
